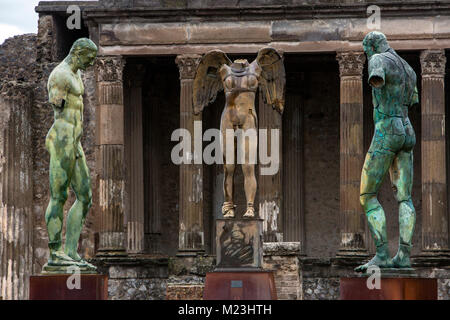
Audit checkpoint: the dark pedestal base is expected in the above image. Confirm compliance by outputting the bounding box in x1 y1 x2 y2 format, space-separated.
203 271 277 300
216 219 263 269
30 274 108 300
340 277 437 300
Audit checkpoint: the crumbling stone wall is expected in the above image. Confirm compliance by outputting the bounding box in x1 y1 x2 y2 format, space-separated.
263 242 303 300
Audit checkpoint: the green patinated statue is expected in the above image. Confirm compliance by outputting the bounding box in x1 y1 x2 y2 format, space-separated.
356 31 418 272
43 38 98 273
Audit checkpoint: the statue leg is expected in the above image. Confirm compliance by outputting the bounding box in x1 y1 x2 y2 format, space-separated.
45 140 82 266
241 113 257 218
389 150 415 268
355 141 396 272
64 144 93 265
221 119 236 218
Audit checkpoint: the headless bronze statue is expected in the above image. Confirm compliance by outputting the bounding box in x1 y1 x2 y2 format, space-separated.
193 48 285 218
356 31 418 272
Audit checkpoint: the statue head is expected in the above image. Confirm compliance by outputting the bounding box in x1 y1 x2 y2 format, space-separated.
68 38 98 71
363 31 390 58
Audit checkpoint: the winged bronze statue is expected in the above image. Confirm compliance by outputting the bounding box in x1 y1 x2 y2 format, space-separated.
193 48 285 219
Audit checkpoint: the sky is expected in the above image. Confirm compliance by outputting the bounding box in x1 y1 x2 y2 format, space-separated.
0 0 96 45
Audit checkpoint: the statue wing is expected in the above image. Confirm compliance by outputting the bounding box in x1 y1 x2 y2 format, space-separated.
253 47 286 114
193 50 231 115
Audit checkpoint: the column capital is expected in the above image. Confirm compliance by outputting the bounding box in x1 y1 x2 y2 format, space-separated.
336 51 366 78
96 55 126 83
420 50 446 76
175 54 201 80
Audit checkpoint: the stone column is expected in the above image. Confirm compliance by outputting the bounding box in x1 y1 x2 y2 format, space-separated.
258 95 283 242
336 51 368 257
282 92 304 250
124 64 146 254
0 84 33 300
95 56 127 256
420 50 449 255
175 54 204 254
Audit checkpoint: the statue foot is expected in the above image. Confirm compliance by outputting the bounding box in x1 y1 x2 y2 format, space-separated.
243 207 255 218
223 209 235 219
355 254 393 272
391 255 411 268
391 244 412 268
48 251 87 267
355 243 392 272
66 251 97 270
222 202 235 219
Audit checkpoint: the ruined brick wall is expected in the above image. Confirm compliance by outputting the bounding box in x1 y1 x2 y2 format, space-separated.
263 242 302 300
0 34 37 83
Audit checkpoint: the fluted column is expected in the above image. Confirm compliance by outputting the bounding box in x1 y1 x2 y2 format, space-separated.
95 56 127 256
282 92 304 250
336 51 368 256
175 54 204 254
124 64 146 254
420 50 449 255
0 85 33 300
258 94 283 242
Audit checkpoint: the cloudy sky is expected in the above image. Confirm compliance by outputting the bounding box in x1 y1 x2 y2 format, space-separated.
0 0 96 44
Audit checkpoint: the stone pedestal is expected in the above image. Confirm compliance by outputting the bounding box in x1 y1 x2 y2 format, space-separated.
340 273 437 300
216 218 263 269
29 274 108 300
204 218 276 299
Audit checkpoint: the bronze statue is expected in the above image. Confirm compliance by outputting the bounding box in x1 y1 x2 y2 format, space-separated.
43 38 97 272
193 48 285 218
356 31 418 272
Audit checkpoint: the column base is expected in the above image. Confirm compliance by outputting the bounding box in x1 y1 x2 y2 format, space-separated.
176 249 206 257
334 249 370 266
29 274 108 300
413 250 450 267
95 249 127 258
